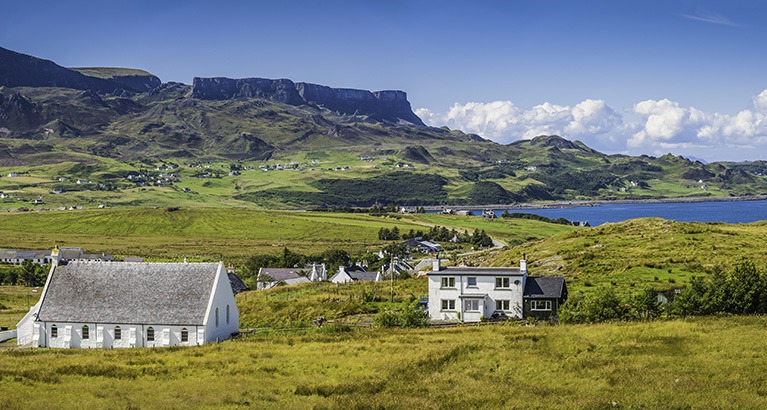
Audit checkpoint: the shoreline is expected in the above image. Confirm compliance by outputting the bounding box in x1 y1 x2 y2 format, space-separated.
421 194 767 212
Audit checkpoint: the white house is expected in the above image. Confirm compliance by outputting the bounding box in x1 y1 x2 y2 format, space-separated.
17 249 239 348
256 267 311 289
330 266 381 284
427 259 527 322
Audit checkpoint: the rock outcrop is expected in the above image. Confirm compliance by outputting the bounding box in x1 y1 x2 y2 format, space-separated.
192 77 424 125
0 47 128 94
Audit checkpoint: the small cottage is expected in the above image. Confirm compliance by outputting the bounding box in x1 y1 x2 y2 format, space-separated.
523 276 568 320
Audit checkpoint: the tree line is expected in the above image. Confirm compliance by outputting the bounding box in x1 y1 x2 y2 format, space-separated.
378 225 493 248
559 260 767 323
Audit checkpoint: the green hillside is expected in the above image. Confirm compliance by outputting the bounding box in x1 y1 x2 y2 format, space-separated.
490 217 767 294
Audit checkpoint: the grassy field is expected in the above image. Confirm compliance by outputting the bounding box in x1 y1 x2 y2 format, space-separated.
0 208 433 260
490 218 767 295
2 316 767 408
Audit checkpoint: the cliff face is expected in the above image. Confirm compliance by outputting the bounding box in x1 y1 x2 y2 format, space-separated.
0 47 128 94
193 77 424 125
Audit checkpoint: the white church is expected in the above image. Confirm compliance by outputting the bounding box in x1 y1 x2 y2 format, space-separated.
17 247 239 348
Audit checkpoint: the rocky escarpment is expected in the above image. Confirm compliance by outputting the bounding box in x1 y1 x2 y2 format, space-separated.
71 68 162 92
0 47 129 94
192 77 424 125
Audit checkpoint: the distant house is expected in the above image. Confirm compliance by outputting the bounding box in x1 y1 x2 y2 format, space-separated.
523 276 568 320
0 247 113 264
0 193 10 199
330 266 381 284
17 250 239 348
403 237 443 253
256 267 311 289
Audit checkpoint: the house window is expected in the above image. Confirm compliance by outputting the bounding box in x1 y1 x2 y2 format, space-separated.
215 307 219 327
226 305 230 325
114 326 121 340
441 299 456 310
464 299 480 312
531 300 552 311
467 277 477 287
495 277 510 289
181 328 188 342
51 325 58 338
81 325 89 339
495 300 510 311
441 276 456 288
147 326 155 341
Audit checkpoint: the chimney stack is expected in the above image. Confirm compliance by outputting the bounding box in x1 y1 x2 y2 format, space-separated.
432 257 441 272
520 256 527 275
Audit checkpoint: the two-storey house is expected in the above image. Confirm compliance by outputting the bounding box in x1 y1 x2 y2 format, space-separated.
427 259 527 322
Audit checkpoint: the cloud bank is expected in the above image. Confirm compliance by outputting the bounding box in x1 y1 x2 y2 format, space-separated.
416 89 767 161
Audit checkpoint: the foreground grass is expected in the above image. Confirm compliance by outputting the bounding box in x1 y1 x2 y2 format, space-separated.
2 316 767 408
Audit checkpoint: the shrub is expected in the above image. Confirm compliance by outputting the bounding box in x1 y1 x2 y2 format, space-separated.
373 310 400 328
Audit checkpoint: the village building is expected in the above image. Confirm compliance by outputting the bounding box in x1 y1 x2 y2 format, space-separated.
403 237 443 254
427 258 567 322
16 249 239 348
0 247 113 264
256 263 326 289
256 267 310 289
330 265 381 283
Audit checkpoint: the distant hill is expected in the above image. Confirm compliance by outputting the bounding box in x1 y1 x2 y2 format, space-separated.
0 47 143 93
1 46 767 208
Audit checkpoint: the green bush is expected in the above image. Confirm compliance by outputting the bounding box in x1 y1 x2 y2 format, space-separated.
373 310 400 328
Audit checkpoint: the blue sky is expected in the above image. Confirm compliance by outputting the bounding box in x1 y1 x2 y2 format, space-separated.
3 0 767 161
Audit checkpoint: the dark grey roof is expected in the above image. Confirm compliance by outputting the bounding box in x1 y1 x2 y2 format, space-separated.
228 272 249 294
37 261 222 325
258 268 307 281
524 276 566 299
427 267 524 276
348 271 378 281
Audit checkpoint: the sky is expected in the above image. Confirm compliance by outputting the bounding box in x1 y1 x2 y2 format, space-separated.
2 0 767 162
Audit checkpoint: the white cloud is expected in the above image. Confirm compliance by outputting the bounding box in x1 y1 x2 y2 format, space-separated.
417 89 767 159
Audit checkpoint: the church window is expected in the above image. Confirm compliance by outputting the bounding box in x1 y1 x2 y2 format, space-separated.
215 307 219 327
114 326 121 340
147 326 155 341
226 305 230 324
82 325 89 339
51 324 58 338
181 328 188 342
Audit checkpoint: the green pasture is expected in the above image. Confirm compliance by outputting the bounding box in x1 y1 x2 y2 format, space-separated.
492 218 767 294
0 208 427 260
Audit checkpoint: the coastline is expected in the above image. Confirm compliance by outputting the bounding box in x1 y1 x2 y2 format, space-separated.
421 194 767 212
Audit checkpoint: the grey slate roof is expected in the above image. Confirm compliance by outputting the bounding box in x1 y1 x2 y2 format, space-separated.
228 272 249 295
37 261 222 325
427 267 524 276
258 268 308 281
348 271 378 281
524 276 566 299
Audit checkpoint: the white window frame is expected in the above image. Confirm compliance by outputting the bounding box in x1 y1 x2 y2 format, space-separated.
530 300 552 311
441 276 456 288
495 299 510 311
495 277 511 289
441 299 456 311
114 326 121 340
464 299 480 312
466 276 477 287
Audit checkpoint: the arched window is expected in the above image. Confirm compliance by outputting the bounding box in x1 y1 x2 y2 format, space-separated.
51 324 58 338
147 326 155 341
215 307 219 327
82 325 89 339
181 328 188 343
226 305 230 324
114 326 121 340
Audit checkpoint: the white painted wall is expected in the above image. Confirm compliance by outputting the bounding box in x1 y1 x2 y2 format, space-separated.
428 272 525 322
202 262 240 343
42 322 203 348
